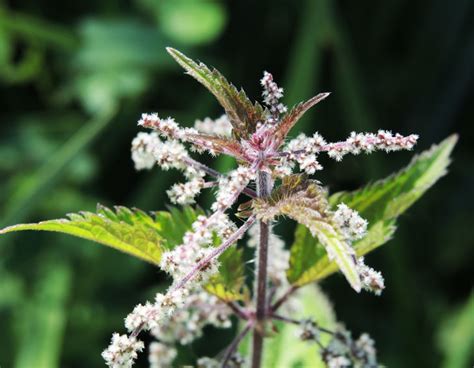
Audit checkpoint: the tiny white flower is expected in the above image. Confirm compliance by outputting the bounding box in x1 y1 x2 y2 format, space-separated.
148 342 177 368
102 333 144 368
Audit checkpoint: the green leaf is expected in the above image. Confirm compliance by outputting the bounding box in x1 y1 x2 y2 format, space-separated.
0 205 199 265
166 47 266 139
254 175 361 291
14 262 71 368
288 134 457 286
437 293 474 368
0 204 248 301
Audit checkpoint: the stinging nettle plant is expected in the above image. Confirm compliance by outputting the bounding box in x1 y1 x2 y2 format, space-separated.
1 48 457 368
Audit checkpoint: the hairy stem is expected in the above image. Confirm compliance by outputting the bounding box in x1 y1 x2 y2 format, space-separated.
222 322 253 367
171 215 256 291
251 171 272 368
271 285 298 312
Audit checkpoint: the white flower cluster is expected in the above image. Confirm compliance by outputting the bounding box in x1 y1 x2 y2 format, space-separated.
197 357 220 368
102 333 144 368
354 333 377 365
324 329 378 367
131 130 207 204
285 133 326 174
326 356 351 368
194 114 232 137
198 354 245 368
151 290 232 345
356 257 385 295
139 113 224 156
298 319 321 341
110 288 233 368
212 167 255 212
247 225 290 287
148 342 177 368
282 130 418 171
131 132 161 170
124 288 190 333
138 114 191 140
160 213 235 286
260 71 287 119
333 203 368 241
167 178 205 205
326 130 419 161
322 329 353 368
153 140 205 204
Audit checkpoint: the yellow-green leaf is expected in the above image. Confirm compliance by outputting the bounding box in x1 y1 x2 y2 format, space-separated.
0 204 247 301
288 134 457 287
254 175 361 291
0 205 199 265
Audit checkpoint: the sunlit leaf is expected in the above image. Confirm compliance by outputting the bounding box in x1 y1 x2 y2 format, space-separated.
1 205 248 301
0 205 199 265
254 175 361 291
288 134 457 287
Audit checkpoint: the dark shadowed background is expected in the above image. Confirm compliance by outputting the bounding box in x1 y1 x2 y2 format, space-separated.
0 0 473 367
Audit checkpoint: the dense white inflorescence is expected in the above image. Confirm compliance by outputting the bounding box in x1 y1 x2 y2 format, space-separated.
151 291 232 345
260 71 287 120
160 213 236 287
212 167 256 212
102 333 144 368
326 356 351 368
148 342 177 368
166 177 205 205
197 357 220 368
194 114 232 137
131 132 161 170
333 203 368 241
354 333 377 365
112 53 417 367
356 257 385 295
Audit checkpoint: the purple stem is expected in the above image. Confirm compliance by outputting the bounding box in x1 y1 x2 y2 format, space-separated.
171 216 256 291
221 322 253 367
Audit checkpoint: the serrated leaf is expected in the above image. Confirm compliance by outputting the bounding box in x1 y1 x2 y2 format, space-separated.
167 47 266 139
330 134 458 222
288 134 457 287
0 204 248 301
275 93 330 146
0 205 200 265
254 175 361 291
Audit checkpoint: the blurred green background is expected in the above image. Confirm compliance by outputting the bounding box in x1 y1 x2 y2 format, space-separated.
0 0 473 367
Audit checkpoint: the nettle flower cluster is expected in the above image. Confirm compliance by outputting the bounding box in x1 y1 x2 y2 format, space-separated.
105 48 418 368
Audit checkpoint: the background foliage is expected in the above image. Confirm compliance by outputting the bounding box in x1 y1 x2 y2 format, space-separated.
0 0 472 367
